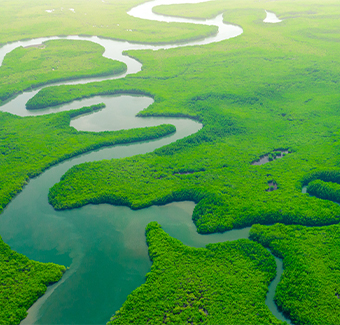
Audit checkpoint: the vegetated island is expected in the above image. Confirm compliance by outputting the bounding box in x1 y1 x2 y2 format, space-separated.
302 170 340 203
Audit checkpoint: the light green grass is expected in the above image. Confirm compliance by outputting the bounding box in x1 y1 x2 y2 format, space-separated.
0 0 216 45
0 39 126 104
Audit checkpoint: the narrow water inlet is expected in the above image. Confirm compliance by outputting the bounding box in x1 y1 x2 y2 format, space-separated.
266 255 292 324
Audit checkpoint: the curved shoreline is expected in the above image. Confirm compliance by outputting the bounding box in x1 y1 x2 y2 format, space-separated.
0 1 289 324
264 10 282 23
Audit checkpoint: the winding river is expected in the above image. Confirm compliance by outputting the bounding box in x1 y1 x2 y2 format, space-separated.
0 1 290 324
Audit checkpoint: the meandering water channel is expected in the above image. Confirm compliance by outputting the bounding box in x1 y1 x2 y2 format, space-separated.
0 1 290 324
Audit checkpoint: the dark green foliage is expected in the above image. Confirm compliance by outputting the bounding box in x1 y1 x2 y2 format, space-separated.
0 236 65 325
0 40 126 104
307 179 340 202
302 170 340 186
109 222 282 325
302 169 340 201
0 105 175 215
250 223 340 325
49 124 340 233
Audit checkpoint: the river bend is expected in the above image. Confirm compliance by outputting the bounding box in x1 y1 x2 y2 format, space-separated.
0 1 289 324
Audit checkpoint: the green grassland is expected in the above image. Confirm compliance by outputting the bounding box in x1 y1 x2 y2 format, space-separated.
250 223 340 325
0 0 216 45
0 39 126 105
0 236 66 325
46 0 340 234
152 0 326 21
109 222 282 325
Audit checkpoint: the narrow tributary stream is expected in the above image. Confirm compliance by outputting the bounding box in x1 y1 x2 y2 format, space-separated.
0 1 290 324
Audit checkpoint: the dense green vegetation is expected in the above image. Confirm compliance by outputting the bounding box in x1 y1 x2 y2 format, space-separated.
2 0 340 323
0 1 199 320
307 179 340 203
300 169 340 201
0 104 175 215
0 236 65 325
250 223 340 325
301 169 340 186
0 0 216 45
0 102 174 322
46 0 340 234
109 222 282 325
0 39 126 105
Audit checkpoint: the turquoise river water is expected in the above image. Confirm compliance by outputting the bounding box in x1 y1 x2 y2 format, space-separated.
0 1 290 324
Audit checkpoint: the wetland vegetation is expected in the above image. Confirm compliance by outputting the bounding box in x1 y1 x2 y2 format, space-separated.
48 8 340 232
0 0 216 45
0 236 65 325
1 0 340 324
0 40 126 105
0 100 174 324
250 223 340 325
110 222 282 325
0 104 175 216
